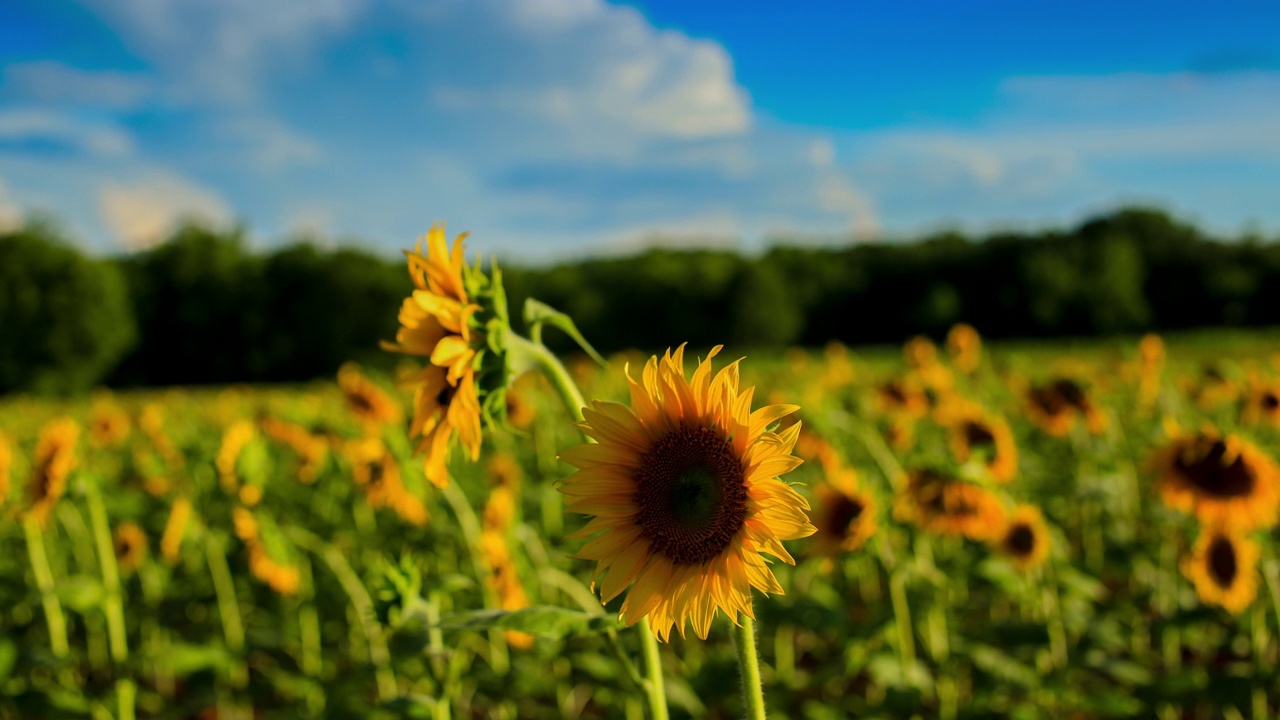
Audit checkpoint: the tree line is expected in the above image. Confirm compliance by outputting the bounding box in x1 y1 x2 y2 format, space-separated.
2 207 1278 394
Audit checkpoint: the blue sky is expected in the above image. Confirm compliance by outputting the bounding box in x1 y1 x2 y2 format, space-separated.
0 0 1277 259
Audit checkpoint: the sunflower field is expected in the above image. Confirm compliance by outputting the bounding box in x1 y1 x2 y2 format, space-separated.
3 228 1280 720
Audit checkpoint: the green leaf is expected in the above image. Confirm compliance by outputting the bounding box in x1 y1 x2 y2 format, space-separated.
435 606 619 638
523 298 607 367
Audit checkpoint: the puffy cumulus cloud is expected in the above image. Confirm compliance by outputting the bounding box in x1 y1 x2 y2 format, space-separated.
98 172 232 251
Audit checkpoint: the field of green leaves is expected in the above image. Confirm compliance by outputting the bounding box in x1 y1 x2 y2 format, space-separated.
2 326 1280 719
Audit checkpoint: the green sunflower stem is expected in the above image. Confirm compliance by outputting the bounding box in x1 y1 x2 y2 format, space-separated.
732 613 768 720
23 514 70 659
637 620 670 720
85 479 135 720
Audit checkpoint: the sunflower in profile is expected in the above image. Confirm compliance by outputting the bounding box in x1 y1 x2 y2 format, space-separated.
27 418 79 524
992 505 1050 571
383 225 507 488
1182 525 1258 614
813 465 877 554
1151 431 1279 531
161 496 192 564
946 323 982 374
114 522 149 576
561 345 815 641
895 468 1005 541
941 402 1018 483
1024 378 1104 437
338 364 402 428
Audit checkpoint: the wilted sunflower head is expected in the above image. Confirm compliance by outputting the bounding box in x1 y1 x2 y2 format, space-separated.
895 468 1005 541
114 522 149 575
27 418 79 524
993 505 1050 571
383 225 513 488
338 364 402 427
1152 431 1279 531
560 345 815 641
1182 526 1258 614
946 323 982 373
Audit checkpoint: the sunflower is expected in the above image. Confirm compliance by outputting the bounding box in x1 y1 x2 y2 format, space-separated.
382 226 494 488
338 364 402 428
347 438 429 526
1024 378 1104 436
1151 431 1279 531
1241 382 1280 427
89 403 132 448
114 522 149 576
813 466 877 553
260 416 328 483
992 505 1050 571
560 345 815 641
946 323 982 374
895 468 1005 541
942 402 1018 483
161 496 192 564
216 420 255 492
875 377 929 418
903 336 938 370
504 377 538 429
404 363 482 489
0 431 11 506
1138 333 1165 370
27 418 79 524
1182 525 1258 614
479 531 534 649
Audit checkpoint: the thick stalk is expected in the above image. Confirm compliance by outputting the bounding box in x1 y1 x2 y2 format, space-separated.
24 515 70 658
203 531 249 699
85 482 135 720
638 624 670 720
732 613 767 720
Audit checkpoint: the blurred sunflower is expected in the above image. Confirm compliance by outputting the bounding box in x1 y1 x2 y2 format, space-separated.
903 336 938 370
347 438 429 527
1241 381 1280 427
27 418 79 524
1151 431 1278 531
942 403 1018 483
405 364 482 489
1024 378 1104 436
813 466 877 553
945 323 982 374
875 377 929 418
89 402 132 448
216 420 255 492
1182 525 1258 614
338 364 402 428
561 345 815 641
161 496 192 564
993 505 1050 571
113 522 149 576
895 468 1005 541
0 431 11 506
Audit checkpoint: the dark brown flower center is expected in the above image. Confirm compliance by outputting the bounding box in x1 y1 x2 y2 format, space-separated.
824 493 865 537
1262 393 1279 412
1175 440 1255 498
1207 536 1238 588
633 424 748 566
963 421 996 451
1005 523 1036 557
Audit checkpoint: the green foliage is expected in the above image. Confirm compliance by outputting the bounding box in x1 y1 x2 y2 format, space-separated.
0 223 135 394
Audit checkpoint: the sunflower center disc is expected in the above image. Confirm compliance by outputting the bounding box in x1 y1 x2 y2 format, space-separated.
633 424 748 566
1178 440 1255 498
826 495 865 537
1006 524 1036 556
1208 536 1238 587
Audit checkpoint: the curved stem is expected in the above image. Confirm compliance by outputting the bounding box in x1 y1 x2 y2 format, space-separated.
523 331 670 720
732 613 767 720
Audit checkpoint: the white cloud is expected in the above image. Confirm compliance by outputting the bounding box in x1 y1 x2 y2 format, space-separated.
218 117 324 172
0 109 134 158
2 62 153 109
98 172 232 250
